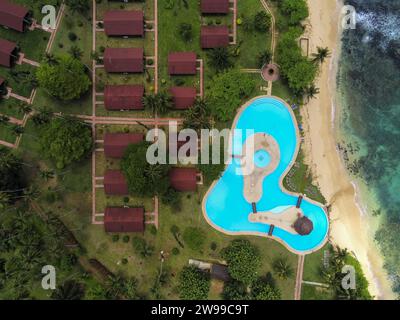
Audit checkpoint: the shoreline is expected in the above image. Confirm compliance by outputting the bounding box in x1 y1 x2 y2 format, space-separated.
301 0 395 299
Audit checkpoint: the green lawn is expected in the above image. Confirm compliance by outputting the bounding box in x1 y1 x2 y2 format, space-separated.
0 63 37 97
236 0 271 68
0 123 17 143
0 98 26 119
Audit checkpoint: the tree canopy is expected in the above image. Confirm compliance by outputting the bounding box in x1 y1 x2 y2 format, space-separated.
121 142 170 197
276 29 317 93
280 0 309 25
38 116 93 169
0 147 25 202
178 266 210 300
207 69 256 121
221 239 261 285
36 55 91 101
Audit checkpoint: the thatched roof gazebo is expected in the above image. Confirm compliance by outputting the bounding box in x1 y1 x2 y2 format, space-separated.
293 216 313 235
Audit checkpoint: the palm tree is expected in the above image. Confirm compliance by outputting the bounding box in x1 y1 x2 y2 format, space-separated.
143 92 172 116
304 84 320 102
207 47 233 72
40 169 55 181
258 50 272 68
43 53 57 65
312 47 331 64
18 103 32 115
145 164 164 182
68 45 83 59
51 280 85 300
12 125 24 135
272 258 294 280
183 99 211 131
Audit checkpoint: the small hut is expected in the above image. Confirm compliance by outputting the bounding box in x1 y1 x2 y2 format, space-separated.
0 0 31 32
293 216 314 236
0 38 18 67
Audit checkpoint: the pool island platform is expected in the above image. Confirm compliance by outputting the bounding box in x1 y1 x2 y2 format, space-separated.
202 96 329 255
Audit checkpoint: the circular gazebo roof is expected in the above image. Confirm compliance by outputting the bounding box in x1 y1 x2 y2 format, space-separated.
293 216 314 236
261 63 280 82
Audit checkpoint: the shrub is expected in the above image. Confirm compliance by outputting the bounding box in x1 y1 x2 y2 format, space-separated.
210 242 217 251
122 235 130 243
178 23 193 42
183 227 205 250
68 32 77 41
112 235 120 242
121 258 128 265
254 11 271 32
172 247 180 255
149 225 157 235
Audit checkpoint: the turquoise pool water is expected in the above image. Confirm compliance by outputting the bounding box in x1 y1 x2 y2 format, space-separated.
254 150 271 168
203 97 329 253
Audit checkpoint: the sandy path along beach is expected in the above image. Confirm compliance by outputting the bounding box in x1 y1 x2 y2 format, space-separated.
300 0 395 299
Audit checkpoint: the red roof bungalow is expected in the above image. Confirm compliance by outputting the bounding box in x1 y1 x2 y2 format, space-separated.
201 26 230 49
104 207 144 233
104 132 144 158
169 167 198 192
104 48 144 73
0 38 17 67
168 52 197 75
0 0 30 32
170 87 197 109
201 0 230 14
104 170 128 195
104 85 144 110
104 10 144 37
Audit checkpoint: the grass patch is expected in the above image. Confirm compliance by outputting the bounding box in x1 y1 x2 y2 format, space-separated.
0 123 17 143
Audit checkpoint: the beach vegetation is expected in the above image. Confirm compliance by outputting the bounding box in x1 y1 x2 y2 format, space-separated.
280 0 309 26
312 47 331 64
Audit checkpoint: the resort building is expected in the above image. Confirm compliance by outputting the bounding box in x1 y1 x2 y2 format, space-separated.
104 84 144 110
201 0 230 14
0 0 30 32
200 26 230 49
103 10 144 37
104 207 144 233
168 52 197 75
169 167 198 192
104 170 129 195
0 38 17 67
169 86 197 109
103 47 144 73
104 132 144 158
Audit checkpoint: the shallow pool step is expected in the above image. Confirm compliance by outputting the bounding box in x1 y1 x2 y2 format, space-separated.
252 202 257 213
296 195 303 208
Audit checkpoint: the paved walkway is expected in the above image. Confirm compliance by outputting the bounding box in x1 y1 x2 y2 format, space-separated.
46 3 66 53
294 254 305 300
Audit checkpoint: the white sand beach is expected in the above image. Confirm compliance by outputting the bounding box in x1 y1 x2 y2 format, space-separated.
301 0 396 299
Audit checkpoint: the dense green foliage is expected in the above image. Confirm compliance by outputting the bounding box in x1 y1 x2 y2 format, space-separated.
178 266 210 300
221 240 261 285
197 141 226 184
276 29 318 93
38 116 93 169
143 92 173 115
251 277 281 300
121 142 170 197
207 69 256 121
280 0 309 26
36 55 91 101
254 11 271 32
322 246 372 300
0 147 25 202
183 99 211 131
0 207 83 299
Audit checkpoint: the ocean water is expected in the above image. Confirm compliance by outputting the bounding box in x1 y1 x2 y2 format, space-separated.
338 0 400 293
